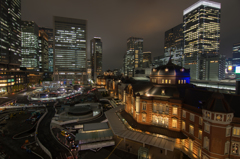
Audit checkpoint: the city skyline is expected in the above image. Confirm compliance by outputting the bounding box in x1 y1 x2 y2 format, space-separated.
22 0 240 71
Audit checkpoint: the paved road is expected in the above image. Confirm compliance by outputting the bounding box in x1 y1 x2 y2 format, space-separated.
0 88 35 105
37 103 71 159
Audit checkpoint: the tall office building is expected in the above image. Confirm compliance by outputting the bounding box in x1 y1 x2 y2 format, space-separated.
142 51 152 68
21 21 39 71
38 30 49 72
53 16 87 85
90 37 102 81
153 55 165 68
39 27 53 72
87 59 92 80
164 23 183 66
183 0 221 80
232 42 240 67
0 0 21 70
123 37 143 77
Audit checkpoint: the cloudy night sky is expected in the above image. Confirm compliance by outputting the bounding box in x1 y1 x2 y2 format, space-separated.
22 0 240 71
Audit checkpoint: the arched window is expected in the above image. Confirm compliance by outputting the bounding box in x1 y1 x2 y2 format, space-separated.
169 79 171 84
162 79 164 83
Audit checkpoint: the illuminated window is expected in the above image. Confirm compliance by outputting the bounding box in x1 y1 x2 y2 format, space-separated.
189 125 194 135
169 79 171 84
233 127 240 136
189 139 193 152
198 147 201 158
178 80 181 84
161 89 165 95
152 79 156 83
165 79 168 83
172 107 178 115
172 118 177 128
165 68 168 72
182 121 185 130
198 130 202 140
162 79 164 83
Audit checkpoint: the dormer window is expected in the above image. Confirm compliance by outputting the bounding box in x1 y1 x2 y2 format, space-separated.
161 89 165 95
165 68 168 72
180 68 184 72
153 69 156 72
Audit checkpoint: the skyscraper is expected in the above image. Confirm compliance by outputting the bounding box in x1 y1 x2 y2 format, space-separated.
53 16 87 85
39 27 53 72
39 30 49 72
123 37 143 77
0 0 21 70
21 21 39 71
142 51 152 68
183 0 221 80
232 42 240 67
90 37 102 81
164 23 183 66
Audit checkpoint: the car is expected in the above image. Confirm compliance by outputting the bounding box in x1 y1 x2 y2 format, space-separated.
61 130 69 137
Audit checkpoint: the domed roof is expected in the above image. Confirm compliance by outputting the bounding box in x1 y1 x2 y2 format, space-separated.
152 58 189 76
204 92 233 113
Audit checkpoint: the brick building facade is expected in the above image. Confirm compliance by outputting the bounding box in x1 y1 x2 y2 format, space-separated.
106 59 240 159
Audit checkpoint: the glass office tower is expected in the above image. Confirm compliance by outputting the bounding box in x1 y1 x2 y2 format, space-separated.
53 16 87 84
232 43 240 67
0 0 21 70
123 37 143 77
39 30 49 72
183 0 221 80
164 23 183 66
142 51 152 68
90 37 102 81
21 21 39 71
39 27 53 72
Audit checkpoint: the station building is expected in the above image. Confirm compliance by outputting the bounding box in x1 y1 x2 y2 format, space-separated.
105 59 240 159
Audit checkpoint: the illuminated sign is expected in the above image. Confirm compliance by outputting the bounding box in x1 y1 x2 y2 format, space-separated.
236 66 240 74
228 66 232 71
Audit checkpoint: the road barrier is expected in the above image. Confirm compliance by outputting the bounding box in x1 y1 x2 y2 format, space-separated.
30 91 82 101
35 107 52 159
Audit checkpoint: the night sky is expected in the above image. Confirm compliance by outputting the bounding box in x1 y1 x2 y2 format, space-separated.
22 0 240 71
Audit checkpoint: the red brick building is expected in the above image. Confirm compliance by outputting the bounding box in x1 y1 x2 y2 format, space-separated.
108 59 240 159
